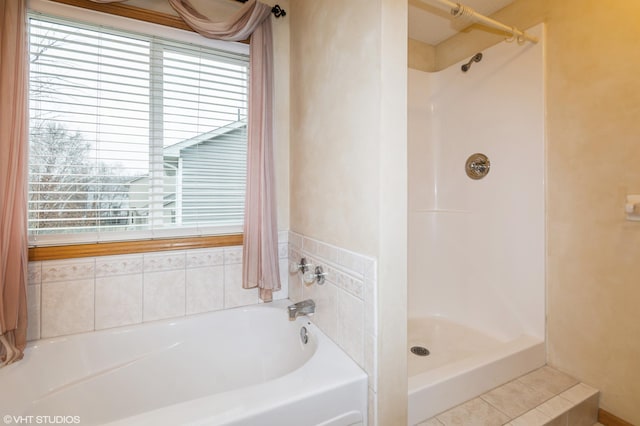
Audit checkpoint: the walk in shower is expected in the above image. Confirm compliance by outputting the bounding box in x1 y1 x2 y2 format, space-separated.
407 24 546 424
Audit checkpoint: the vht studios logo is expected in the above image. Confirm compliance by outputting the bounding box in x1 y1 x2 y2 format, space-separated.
3 416 81 425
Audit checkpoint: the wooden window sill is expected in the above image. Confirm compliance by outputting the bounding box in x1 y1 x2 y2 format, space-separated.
28 234 243 261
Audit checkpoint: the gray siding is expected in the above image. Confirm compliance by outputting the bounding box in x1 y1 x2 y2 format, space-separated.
179 127 247 226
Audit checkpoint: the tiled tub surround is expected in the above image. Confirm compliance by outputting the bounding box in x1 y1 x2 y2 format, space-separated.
27 234 290 340
418 366 599 426
288 231 378 425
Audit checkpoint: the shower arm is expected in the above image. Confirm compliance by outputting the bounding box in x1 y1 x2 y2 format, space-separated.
417 0 538 44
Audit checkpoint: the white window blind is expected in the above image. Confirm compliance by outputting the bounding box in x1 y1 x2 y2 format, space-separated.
28 14 249 245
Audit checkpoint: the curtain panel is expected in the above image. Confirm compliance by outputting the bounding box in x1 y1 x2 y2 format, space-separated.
0 0 29 366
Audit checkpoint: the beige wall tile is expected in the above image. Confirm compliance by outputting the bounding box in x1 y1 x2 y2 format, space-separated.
293 232 379 414
278 242 288 259
481 381 554 419
274 259 288 301
364 331 377 392
517 367 579 396
559 384 598 405
95 255 143 278
287 268 303 303
546 413 568 426
363 275 377 339
42 259 95 283
337 290 365 367
28 262 42 285
26 285 41 341
509 409 551 426
536 395 575 420
143 252 185 273
223 263 259 309
143 270 185 321
186 266 224 315
436 398 510 426
185 248 225 269
302 281 338 342
223 246 243 265
41 279 94 338
288 231 302 249
32 248 261 339
567 394 599 426
95 274 143 329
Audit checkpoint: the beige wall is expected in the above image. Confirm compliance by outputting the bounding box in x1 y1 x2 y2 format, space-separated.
270 0 291 232
289 0 380 256
378 1 408 423
290 0 408 424
409 1 640 423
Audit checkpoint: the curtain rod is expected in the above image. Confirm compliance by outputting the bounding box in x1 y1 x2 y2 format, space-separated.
418 0 537 43
235 0 286 18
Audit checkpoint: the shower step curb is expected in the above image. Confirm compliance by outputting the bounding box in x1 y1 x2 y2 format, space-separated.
416 366 599 426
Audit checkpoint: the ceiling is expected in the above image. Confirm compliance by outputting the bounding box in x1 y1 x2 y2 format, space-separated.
408 0 516 45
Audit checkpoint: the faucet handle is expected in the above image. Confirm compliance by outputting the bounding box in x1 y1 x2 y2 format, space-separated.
289 257 311 274
303 266 327 285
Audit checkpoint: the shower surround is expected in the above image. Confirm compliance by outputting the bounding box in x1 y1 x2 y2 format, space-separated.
407 24 546 423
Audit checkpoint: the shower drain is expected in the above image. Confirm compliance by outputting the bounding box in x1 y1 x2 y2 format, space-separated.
410 346 430 357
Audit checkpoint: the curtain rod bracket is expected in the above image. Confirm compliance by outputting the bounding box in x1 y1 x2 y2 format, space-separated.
271 5 286 18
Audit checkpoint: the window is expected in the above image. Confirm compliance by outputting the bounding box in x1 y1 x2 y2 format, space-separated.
28 14 249 245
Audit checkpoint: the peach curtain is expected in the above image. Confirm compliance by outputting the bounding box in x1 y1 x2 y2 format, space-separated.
90 0 281 301
168 0 280 302
0 0 29 366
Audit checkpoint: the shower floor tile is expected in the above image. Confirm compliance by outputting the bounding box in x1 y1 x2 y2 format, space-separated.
416 367 600 426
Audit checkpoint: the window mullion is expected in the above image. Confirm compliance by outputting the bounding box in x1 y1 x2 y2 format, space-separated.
176 157 183 225
149 40 164 230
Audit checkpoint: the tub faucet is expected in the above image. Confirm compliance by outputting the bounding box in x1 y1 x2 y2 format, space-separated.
287 299 315 321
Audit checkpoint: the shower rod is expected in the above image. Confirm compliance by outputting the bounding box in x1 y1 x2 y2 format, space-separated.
417 0 538 44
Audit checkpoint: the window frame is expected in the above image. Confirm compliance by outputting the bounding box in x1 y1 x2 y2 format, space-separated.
27 0 249 257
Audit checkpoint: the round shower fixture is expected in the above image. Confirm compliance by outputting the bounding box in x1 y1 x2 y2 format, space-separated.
465 153 490 180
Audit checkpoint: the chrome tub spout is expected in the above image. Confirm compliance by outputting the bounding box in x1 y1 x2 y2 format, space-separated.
287 299 315 321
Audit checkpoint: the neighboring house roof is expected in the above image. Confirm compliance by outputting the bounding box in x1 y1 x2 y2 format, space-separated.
163 120 247 159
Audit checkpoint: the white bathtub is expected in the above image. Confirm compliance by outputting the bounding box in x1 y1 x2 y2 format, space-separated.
0 301 367 425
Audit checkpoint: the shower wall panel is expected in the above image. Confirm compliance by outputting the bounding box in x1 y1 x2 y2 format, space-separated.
408 25 545 341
